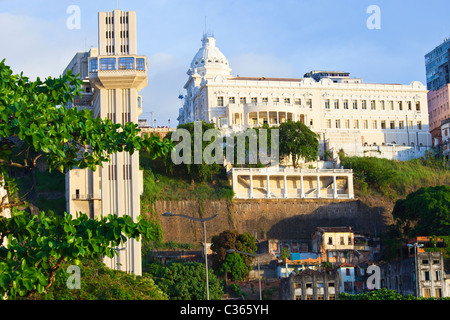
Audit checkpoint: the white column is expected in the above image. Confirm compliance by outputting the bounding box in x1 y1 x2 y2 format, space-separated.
249 172 254 198
300 175 304 198
267 111 269 125
283 175 288 198
316 175 320 198
348 174 354 199
333 175 338 199
277 112 280 125
266 175 271 198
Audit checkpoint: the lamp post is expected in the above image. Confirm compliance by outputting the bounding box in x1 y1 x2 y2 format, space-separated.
162 212 218 300
407 242 424 298
227 249 264 300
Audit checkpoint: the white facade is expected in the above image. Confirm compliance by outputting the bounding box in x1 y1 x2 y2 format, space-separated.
65 10 146 275
179 35 432 160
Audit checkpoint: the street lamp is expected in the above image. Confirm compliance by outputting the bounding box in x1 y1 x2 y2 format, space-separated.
227 248 264 300
407 242 424 298
162 212 218 300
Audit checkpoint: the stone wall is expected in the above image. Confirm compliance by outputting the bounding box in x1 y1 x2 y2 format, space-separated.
148 198 392 244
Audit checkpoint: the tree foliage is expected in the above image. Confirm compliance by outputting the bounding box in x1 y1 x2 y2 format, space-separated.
165 121 222 182
278 121 319 168
0 60 173 299
392 185 450 237
146 261 223 300
210 230 257 280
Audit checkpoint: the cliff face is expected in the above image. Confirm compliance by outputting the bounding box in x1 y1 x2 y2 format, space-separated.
146 198 393 244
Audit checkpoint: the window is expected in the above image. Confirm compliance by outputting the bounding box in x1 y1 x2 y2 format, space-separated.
416 101 421 111
334 100 339 109
217 96 224 106
398 101 403 111
108 164 117 180
335 119 340 128
273 97 280 103
325 99 330 109
372 120 377 129
381 120 386 129
123 164 131 180
240 97 246 104
390 121 395 129
399 121 404 129
229 97 236 104
136 58 145 70
328 282 335 287
340 237 345 245
328 237 333 245
435 288 442 298
346 268 350 276
328 295 335 300
417 121 422 130
371 100 376 110
122 112 130 124
284 98 290 104
424 271 430 281
100 58 116 70
389 101 394 110
295 98 301 106
251 97 257 104
362 100 367 110
363 120 368 129
118 57 134 70
348 236 352 245
408 121 413 129
435 270 442 280
353 100 358 110
381 100 385 110
343 99 349 109
327 119 332 128
407 101 412 110
345 119 350 128
424 288 431 298
307 99 312 109
354 120 359 129
89 58 98 72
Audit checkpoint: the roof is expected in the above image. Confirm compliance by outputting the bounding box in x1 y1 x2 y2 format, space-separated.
316 226 353 233
229 76 303 82
338 262 355 268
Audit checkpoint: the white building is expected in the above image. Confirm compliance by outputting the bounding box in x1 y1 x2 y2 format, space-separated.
178 34 432 160
64 10 147 275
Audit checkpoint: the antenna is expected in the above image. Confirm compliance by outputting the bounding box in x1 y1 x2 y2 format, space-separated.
116 0 119 9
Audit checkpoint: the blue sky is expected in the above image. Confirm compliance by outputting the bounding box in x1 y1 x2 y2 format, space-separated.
1 0 450 127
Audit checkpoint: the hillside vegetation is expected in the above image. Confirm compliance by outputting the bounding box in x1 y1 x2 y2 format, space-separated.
340 154 450 202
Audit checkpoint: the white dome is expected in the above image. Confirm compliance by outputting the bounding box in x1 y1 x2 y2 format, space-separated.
190 35 230 70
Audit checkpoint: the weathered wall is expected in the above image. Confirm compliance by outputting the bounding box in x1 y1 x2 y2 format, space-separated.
146 198 392 244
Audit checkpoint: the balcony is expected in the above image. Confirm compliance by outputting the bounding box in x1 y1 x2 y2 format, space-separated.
72 193 101 201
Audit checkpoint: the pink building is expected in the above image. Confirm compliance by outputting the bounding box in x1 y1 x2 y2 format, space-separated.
428 84 450 146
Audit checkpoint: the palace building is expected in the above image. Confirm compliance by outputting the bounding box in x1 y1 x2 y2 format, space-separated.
64 10 147 275
178 34 432 160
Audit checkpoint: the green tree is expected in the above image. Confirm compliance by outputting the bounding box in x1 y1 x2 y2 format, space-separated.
0 60 173 299
210 230 257 280
338 288 417 300
146 261 223 300
392 185 450 237
165 121 222 182
278 121 319 168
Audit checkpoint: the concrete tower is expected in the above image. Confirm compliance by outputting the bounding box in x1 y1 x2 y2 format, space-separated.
65 9 147 275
